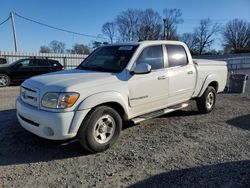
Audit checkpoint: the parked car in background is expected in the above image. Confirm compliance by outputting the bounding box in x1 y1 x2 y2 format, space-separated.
0 57 7 64
0 58 64 87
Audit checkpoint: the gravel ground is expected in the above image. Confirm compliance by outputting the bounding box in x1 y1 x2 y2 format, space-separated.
0 85 250 187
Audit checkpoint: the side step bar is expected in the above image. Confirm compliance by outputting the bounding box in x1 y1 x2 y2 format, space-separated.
131 103 189 124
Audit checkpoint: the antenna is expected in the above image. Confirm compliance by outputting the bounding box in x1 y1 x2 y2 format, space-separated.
10 12 18 52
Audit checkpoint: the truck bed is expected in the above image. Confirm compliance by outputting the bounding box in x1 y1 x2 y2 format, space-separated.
193 59 227 66
192 59 228 97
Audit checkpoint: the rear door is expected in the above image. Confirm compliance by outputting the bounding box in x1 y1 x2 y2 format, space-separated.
165 45 196 104
32 59 51 76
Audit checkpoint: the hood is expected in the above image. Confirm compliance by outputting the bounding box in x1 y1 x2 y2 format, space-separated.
23 69 121 93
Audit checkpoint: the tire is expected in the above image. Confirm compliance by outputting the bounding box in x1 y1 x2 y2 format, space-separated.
77 106 122 153
196 86 217 114
0 74 10 87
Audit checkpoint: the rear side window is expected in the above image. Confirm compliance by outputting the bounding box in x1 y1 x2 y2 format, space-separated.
36 59 49 66
166 45 188 67
136 45 164 70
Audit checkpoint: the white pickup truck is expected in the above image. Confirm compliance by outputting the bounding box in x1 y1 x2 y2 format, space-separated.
16 41 227 152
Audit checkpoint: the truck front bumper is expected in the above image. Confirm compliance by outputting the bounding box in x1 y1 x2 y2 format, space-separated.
16 96 89 140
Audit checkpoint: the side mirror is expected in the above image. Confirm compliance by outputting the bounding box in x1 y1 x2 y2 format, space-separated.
133 63 151 74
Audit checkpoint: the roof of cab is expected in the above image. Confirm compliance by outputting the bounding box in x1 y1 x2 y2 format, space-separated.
106 40 186 46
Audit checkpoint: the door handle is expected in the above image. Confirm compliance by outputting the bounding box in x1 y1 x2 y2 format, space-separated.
187 71 194 75
158 75 167 80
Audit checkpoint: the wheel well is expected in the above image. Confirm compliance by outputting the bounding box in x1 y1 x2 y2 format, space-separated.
208 81 218 91
0 72 10 77
96 102 127 120
0 72 11 82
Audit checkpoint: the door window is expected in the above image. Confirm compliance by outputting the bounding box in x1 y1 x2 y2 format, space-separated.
166 45 188 67
37 59 49 67
29 59 38 67
136 45 164 70
18 59 31 67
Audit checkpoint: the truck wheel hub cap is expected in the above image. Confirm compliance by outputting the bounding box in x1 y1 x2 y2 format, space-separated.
94 115 115 144
206 92 214 109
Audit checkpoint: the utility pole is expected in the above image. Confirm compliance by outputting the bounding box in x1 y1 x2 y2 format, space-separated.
10 12 18 52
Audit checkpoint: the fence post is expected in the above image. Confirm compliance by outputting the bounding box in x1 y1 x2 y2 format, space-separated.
63 57 67 69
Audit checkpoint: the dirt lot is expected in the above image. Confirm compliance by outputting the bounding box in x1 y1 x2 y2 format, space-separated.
0 85 250 187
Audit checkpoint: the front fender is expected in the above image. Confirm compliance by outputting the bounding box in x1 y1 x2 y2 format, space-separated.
198 74 219 97
77 91 129 119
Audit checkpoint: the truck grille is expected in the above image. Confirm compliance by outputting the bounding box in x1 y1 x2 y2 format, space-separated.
20 86 39 108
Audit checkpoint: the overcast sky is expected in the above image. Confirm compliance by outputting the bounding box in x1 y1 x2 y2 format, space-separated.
0 0 249 52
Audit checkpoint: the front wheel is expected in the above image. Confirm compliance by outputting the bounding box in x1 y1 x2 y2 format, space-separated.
0 74 10 87
196 86 217 114
77 106 122 153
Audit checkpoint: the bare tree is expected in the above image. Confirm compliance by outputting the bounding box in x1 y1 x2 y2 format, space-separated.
72 44 90 54
49 40 66 53
102 22 116 44
116 9 141 42
193 19 219 55
137 9 162 40
180 33 198 54
163 8 183 40
222 19 250 52
39 45 51 53
92 41 102 49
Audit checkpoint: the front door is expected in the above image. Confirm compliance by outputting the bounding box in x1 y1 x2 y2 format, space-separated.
128 45 169 116
10 59 35 82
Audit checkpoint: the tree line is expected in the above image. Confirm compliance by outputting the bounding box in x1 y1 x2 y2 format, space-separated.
102 8 250 55
40 41 90 54
40 8 250 55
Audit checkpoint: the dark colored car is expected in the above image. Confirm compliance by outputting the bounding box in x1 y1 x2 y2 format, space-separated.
0 58 64 87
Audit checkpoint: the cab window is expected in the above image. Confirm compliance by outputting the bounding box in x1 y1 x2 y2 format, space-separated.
165 45 188 67
136 45 164 70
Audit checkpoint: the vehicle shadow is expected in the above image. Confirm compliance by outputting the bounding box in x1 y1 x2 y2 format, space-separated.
122 109 201 130
129 160 250 188
162 110 201 117
226 114 250 130
0 109 89 166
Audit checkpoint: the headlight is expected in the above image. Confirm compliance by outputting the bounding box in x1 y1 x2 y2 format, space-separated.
41 92 79 109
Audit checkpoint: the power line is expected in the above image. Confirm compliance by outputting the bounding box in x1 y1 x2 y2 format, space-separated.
14 12 107 40
0 16 10 27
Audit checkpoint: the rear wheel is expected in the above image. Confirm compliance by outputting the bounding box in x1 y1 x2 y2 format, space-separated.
196 86 217 114
77 106 122 153
0 74 10 87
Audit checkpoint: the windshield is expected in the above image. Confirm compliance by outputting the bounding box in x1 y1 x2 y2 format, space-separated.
78 45 138 73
